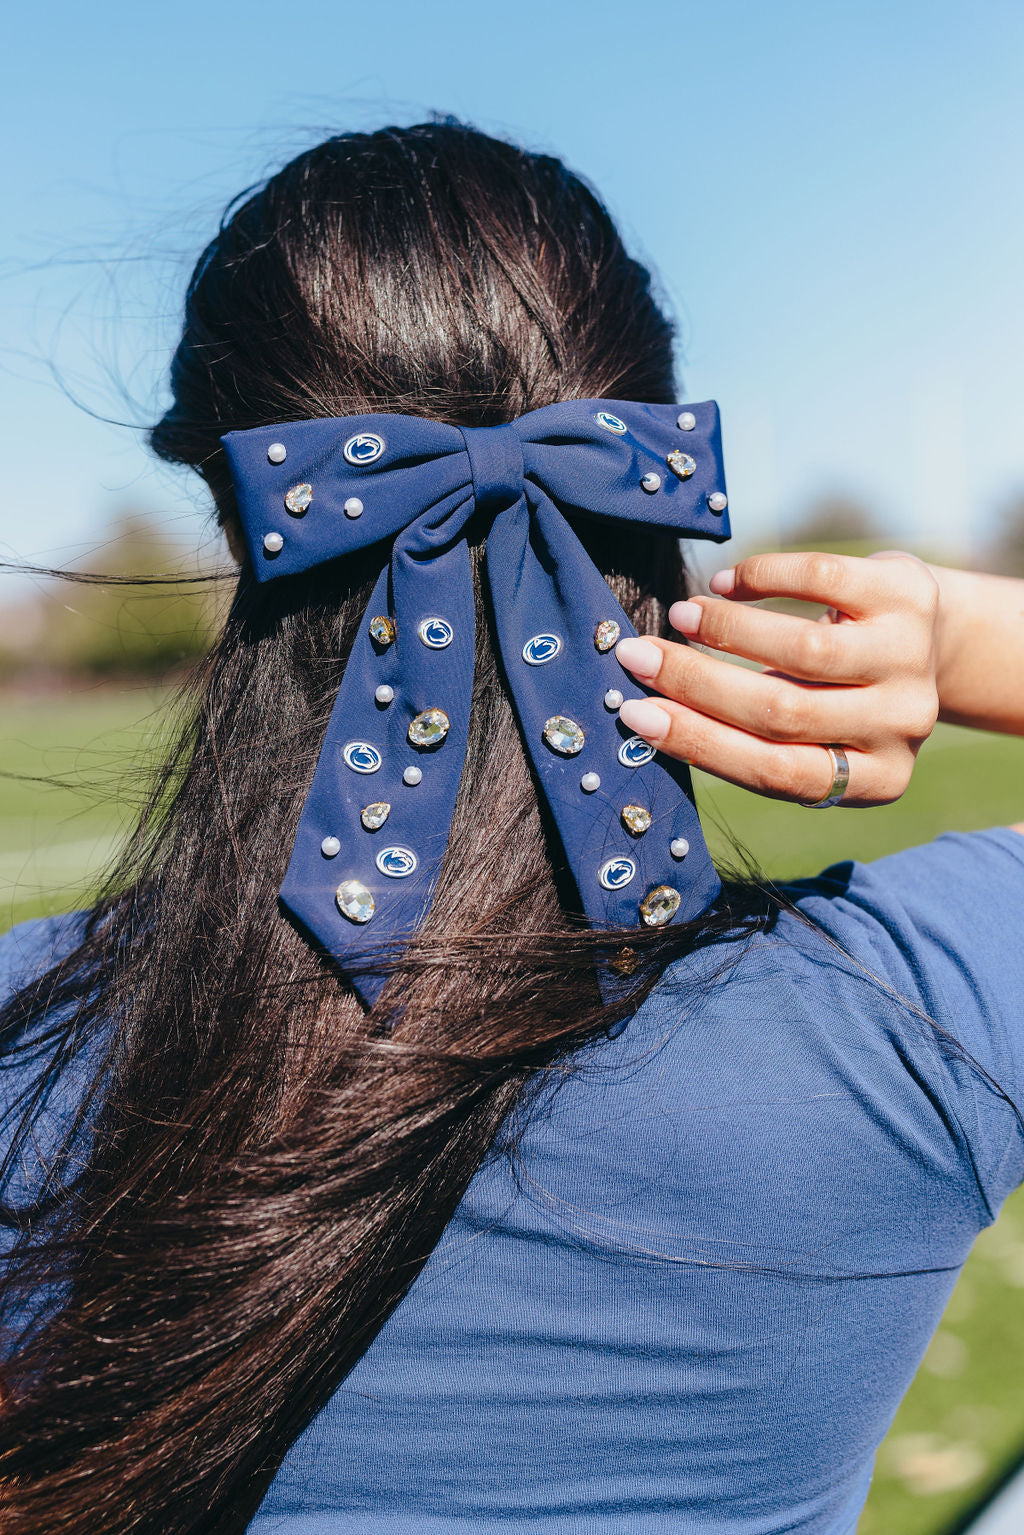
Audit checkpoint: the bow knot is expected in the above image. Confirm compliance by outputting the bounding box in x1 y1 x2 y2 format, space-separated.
461 423 525 519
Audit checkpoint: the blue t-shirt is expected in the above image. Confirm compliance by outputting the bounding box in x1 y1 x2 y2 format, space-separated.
2 829 1024 1534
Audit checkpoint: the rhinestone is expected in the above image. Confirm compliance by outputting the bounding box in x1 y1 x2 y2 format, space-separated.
595 619 621 652
580 771 601 793
375 684 395 705
543 715 585 755
677 411 696 431
320 835 341 858
641 472 662 493
263 532 284 554
522 633 562 665
343 741 382 774
667 451 696 481
604 688 624 711
611 945 639 976
361 801 391 831
640 885 682 927
369 615 396 647
344 497 364 518
408 707 450 747
599 856 637 891
376 846 417 878
707 491 728 514
621 804 652 836
267 442 287 463
618 735 656 768
418 617 454 649
284 483 313 516
670 837 690 859
403 765 423 786
336 879 375 924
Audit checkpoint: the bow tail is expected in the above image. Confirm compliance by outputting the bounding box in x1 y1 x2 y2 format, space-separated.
279 536 477 1005
487 493 721 943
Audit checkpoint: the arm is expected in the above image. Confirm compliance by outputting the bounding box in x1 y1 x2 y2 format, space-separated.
929 565 1024 735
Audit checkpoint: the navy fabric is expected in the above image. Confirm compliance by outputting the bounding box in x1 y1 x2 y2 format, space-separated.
3 827 1024 1533
222 401 730 1001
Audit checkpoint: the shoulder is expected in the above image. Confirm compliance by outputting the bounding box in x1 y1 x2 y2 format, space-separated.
0 912 89 1004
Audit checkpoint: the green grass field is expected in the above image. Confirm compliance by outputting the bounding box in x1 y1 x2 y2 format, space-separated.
1 683 1023 1533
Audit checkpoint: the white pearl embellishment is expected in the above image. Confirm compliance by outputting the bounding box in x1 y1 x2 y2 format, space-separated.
267 442 287 463
604 688 624 711
403 765 423 786
321 836 341 858
375 685 394 705
344 497 364 518
580 772 601 792
263 532 284 554
670 837 690 859
707 492 728 513
641 472 662 493
677 412 696 431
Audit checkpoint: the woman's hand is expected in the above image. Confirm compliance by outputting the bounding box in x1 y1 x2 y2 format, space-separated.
614 551 941 807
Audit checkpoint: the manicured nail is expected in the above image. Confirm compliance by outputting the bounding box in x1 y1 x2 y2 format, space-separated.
614 637 662 679
709 567 736 595
669 599 702 636
618 698 670 743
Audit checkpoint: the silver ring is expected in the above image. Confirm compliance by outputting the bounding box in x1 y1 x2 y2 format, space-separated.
803 744 850 809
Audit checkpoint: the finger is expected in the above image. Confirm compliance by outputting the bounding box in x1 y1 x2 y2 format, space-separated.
616 697 912 807
708 550 938 621
615 635 886 746
668 596 885 683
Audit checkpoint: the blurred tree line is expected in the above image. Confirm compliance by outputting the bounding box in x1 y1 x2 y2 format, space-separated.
0 513 228 683
778 493 1024 575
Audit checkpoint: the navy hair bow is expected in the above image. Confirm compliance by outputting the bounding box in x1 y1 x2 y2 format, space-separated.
222 399 730 1003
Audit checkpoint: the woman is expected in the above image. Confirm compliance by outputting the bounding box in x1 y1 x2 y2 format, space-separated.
1 121 1022 1534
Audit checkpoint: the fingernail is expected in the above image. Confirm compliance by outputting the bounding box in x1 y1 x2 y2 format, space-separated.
709 567 736 596
614 637 662 680
669 599 702 636
618 698 670 743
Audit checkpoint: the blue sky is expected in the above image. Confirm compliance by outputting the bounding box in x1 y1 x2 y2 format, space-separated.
3 0 1023 582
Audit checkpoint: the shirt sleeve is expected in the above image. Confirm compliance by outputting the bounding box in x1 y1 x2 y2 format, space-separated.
791 827 1024 1217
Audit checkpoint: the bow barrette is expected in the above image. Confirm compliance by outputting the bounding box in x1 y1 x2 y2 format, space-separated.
222 399 731 1003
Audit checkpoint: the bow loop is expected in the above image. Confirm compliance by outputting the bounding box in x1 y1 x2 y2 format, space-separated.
223 399 731 1004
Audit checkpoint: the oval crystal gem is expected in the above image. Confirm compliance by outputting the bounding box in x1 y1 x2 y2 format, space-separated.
361 801 391 831
284 483 313 515
369 615 396 647
666 450 696 481
343 741 383 774
621 804 652 835
336 878 375 924
595 620 621 652
543 715 585 755
639 884 682 927
376 845 418 878
618 734 656 768
408 707 450 747
522 632 562 665
599 856 637 891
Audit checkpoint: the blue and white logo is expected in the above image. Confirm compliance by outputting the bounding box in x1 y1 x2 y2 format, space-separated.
618 735 656 768
376 846 418 878
595 411 628 435
598 856 637 891
343 432 386 465
418 616 454 649
343 741 383 774
522 632 562 666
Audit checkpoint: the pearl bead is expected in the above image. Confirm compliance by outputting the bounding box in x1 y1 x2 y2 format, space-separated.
267 442 287 464
374 684 394 705
676 412 696 432
580 772 601 793
403 765 423 786
641 472 662 493
670 837 690 859
263 531 284 554
603 688 624 711
707 492 728 513
320 835 341 858
344 497 364 518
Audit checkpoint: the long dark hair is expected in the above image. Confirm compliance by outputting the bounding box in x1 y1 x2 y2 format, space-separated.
0 122 765 1533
